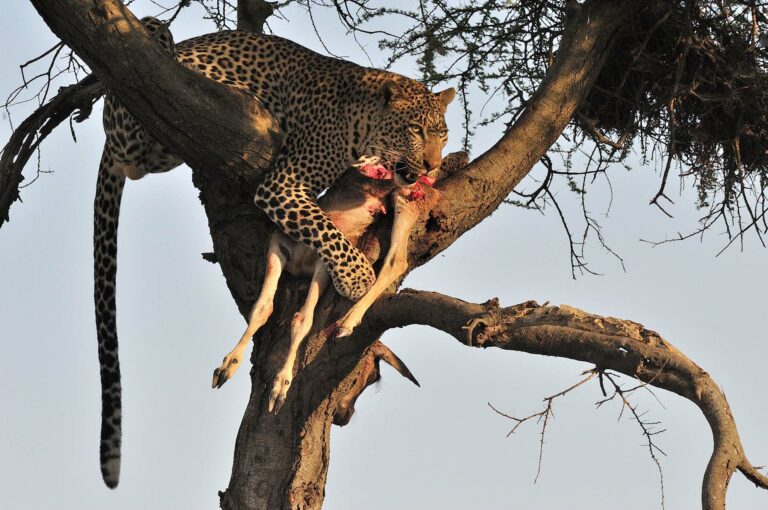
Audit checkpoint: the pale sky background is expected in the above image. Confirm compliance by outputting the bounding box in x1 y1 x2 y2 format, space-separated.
1 2 767 509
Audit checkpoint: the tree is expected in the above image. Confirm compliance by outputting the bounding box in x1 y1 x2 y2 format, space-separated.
1 1 767 509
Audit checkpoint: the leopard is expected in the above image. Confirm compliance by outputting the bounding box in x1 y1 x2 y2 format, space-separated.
94 17 454 489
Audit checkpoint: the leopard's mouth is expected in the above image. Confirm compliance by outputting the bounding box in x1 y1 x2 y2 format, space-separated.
394 160 419 184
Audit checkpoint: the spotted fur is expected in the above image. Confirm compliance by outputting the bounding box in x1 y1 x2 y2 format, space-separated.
94 17 453 487
95 18 177 489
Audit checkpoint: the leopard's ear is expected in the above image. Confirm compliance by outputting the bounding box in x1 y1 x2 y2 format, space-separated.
380 79 407 108
436 87 456 107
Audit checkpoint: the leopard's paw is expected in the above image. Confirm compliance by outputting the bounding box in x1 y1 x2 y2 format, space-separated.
328 248 375 301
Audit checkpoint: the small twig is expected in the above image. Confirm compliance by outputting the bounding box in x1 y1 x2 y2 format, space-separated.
488 364 667 505
649 36 690 218
545 186 598 278
166 0 192 26
597 371 666 509
489 369 598 483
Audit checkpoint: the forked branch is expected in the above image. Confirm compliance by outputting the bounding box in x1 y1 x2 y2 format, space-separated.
364 289 768 510
488 370 598 485
489 367 668 506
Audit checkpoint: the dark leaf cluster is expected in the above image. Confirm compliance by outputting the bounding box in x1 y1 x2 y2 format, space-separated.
578 1 768 246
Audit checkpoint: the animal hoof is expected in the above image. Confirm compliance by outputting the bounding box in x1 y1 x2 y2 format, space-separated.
212 368 230 389
268 373 291 414
268 395 285 415
212 354 240 388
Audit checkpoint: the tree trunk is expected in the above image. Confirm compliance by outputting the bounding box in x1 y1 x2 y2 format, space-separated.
219 2 638 507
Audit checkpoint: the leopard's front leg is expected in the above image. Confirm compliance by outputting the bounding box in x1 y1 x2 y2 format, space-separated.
254 158 376 301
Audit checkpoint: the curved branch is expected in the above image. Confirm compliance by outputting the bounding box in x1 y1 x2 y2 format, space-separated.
16 1 673 508
365 289 768 510
0 74 103 228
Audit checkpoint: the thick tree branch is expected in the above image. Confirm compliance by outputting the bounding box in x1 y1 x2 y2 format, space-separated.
28 0 281 186
364 289 768 510
237 0 275 33
26 0 286 316
20 0 635 311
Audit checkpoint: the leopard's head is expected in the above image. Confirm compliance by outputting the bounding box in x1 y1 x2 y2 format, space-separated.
370 78 455 183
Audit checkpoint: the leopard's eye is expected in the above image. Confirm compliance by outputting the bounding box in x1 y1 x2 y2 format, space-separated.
408 124 424 136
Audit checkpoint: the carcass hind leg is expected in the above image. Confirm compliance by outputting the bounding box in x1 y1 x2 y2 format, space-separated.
268 259 330 414
212 235 287 389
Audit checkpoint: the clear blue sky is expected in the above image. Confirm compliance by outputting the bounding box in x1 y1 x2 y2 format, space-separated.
1 2 767 509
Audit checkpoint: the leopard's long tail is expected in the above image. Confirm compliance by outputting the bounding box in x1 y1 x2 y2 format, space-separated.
94 153 126 489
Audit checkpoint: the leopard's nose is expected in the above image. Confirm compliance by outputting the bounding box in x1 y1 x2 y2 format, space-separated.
423 157 440 173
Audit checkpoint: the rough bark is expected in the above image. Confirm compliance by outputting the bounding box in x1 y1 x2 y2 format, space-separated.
11 0 766 509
